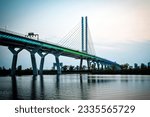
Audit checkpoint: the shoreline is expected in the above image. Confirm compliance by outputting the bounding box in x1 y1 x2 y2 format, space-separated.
0 69 150 76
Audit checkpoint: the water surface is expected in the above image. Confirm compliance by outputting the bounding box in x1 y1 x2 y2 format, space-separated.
0 74 150 100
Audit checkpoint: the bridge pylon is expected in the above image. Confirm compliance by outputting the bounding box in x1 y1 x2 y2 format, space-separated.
27 48 40 76
81 16 88 53
80 16 91 70
8 47 23 76
38 51 49 75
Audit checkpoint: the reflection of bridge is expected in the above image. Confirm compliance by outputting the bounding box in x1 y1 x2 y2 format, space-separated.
9 75 116 99
0 16 120 76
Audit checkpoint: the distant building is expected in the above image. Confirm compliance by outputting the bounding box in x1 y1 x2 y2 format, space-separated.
17 65 22 71
134 63 138 69
148 62 150 68
141 63 147 69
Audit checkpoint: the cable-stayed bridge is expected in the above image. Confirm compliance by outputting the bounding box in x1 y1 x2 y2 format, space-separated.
0 17 120 76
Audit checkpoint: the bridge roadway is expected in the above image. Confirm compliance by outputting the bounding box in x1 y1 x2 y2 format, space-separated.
0 29 120 75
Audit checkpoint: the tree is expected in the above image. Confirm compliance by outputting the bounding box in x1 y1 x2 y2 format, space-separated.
69 65 74 71
62 65 68 71
121 63 129 70
2 66 6 70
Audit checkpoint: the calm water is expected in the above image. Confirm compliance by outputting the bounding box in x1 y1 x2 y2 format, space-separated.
0 74 150 100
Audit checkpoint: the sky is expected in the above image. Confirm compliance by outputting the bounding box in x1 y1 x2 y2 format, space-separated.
0 0 150 69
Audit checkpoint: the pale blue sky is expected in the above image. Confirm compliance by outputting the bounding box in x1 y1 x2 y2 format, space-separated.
0 0 150 69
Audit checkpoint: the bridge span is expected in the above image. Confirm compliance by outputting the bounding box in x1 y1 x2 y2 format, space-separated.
0 17 120 76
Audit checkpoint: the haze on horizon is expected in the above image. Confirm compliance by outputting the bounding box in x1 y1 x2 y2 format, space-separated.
0 0 150 69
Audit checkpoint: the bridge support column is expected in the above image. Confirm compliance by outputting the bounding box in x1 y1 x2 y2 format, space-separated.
27 48 39 76
80 58 83 70
108 64 111 70
87 59 90 70
104 64 107 70
107 64 111 70
38 51 48 75
101 63 104 70
9 47 23 76
54 54 61 75
97 62 100 70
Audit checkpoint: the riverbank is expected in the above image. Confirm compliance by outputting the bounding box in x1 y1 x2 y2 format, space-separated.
0 69 150 76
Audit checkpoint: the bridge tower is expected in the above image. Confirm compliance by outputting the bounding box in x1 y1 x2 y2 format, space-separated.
80 16 91 70
85 16 88 53
81 17 84 52
81 16 88 53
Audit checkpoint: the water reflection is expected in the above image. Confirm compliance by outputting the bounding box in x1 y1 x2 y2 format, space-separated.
40 75 45 99
88 77 116 84
1 75 150 99
55 74 60 99
53 74 88 99
56 74 60 89
31 76 37 99
79 74 88 100
11 76 18 100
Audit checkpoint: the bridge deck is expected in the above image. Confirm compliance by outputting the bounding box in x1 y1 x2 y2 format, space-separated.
0 29 119 66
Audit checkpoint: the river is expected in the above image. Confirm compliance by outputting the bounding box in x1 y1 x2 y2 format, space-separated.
0 74 150 100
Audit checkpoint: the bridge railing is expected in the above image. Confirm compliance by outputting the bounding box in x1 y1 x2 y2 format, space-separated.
0 28 26 37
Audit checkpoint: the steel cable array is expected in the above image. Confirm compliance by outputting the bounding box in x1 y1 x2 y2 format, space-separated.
57 21 96 55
